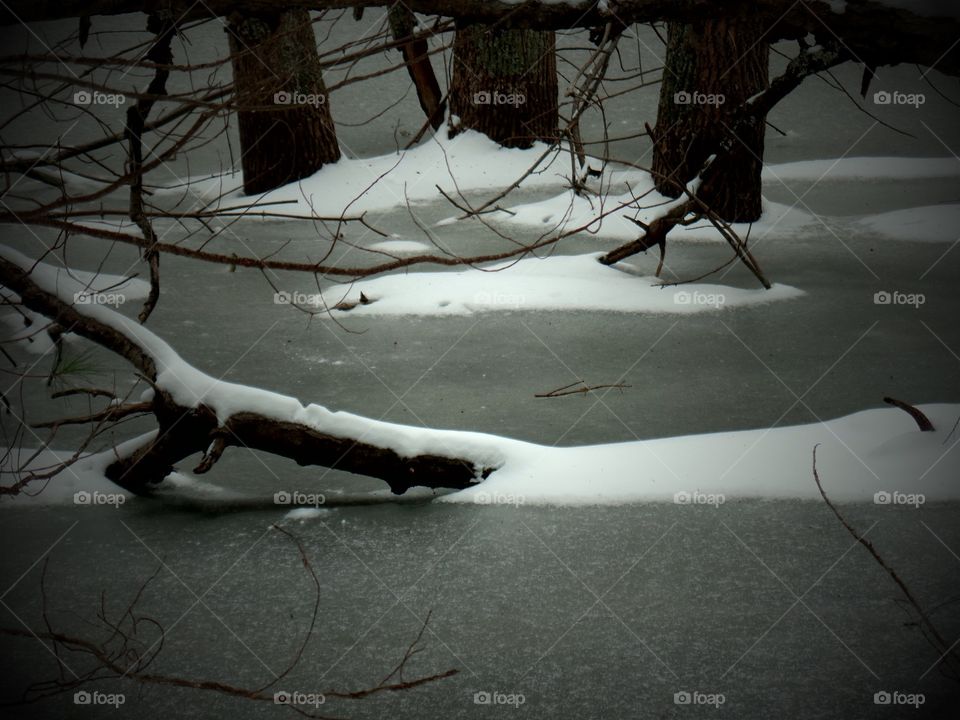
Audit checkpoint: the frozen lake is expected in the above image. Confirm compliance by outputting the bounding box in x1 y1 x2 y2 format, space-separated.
1 10 959 720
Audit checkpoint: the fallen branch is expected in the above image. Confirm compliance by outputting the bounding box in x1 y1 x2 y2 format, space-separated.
0 531 457 713
535 380 631 398
811 445 959 680
0 249 497 497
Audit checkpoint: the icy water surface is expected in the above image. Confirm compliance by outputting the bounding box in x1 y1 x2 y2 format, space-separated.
1 501 959 719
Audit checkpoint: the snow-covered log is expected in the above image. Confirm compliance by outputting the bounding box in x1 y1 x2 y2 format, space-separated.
0 247 500 496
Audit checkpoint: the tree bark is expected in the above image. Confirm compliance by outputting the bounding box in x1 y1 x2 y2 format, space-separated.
388 3 445 131
599 44 845 272
449 23 558 148
227 8 340 195
651 17 768 222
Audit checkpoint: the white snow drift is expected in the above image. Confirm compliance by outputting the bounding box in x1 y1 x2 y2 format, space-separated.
315 252 803 316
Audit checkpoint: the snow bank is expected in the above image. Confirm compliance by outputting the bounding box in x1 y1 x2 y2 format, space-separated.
0 435 150 506
316 252 804 316
442 403 960 505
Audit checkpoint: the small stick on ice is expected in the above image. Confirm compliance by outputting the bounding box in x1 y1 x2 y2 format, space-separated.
883 396 935 432
535 380 631 398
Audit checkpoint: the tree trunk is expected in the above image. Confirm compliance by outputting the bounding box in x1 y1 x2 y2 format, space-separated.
388 4 445 131
448 23 558 148
651 18 769 222
227 8 340 195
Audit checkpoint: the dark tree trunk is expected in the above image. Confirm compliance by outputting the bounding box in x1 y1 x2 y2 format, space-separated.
227 8 340 195
651 18 769 222
448 24 558 148
388 4 445 131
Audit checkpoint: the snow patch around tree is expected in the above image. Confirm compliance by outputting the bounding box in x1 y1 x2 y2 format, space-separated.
155 129 572 216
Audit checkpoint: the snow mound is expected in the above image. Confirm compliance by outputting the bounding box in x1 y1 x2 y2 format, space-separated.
443 404 960 506
317 253 803 317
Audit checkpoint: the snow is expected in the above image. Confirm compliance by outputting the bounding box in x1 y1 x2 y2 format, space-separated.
315 252 804 316
495 192 816 242
854 204 960 243
0 245 512 470
491 156 960 243
5 404 958 507
155 137 960 227
158 129 571 217
365 239 432 255
0 261 151 354
440 403 960 505
0 435 150 506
